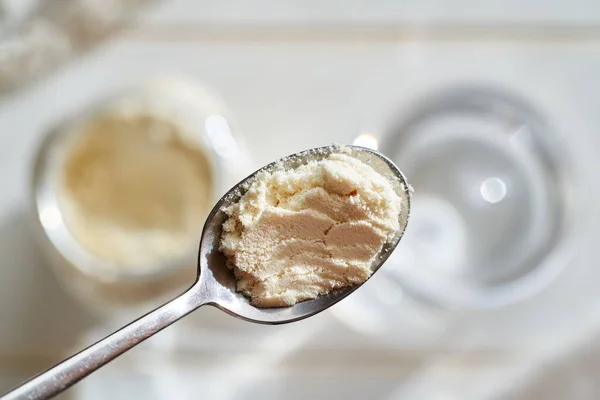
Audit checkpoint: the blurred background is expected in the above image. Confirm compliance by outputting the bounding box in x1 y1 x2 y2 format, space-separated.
1 0 600 399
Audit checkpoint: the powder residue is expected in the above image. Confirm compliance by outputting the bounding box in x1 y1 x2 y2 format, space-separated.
59 111 213 268
220 150 402 308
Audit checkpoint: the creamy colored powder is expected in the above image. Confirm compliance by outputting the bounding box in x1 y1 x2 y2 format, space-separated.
59 111 213 269
220 150 402 308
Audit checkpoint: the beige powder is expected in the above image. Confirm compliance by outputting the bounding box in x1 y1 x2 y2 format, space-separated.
220 150 403 308
59 111 213 269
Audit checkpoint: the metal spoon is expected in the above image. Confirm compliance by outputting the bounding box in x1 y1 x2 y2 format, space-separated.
2 145 411 400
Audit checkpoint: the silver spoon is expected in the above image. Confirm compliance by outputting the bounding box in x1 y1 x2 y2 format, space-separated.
2 145 411 400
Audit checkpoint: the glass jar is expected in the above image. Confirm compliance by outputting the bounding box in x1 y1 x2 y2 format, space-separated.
30 76 251 320
332 86 582 346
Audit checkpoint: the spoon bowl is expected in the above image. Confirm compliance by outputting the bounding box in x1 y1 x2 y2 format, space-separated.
2 145 411 400
198 145 411 324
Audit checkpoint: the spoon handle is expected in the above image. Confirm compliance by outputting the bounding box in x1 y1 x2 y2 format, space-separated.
1 287 205 400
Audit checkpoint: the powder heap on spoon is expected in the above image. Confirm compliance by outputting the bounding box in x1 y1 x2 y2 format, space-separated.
220 146 404 307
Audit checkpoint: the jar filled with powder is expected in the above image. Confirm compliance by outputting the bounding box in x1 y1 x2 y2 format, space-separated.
32 78 250 318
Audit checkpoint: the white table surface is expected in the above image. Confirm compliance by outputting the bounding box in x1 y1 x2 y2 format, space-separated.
2 1 600 399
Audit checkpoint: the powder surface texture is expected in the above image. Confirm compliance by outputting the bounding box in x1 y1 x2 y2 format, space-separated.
59 111 213 269
220 150 402 307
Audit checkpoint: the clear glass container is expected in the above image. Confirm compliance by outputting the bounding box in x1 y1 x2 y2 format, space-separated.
29 76 251 320
333 86 579 339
